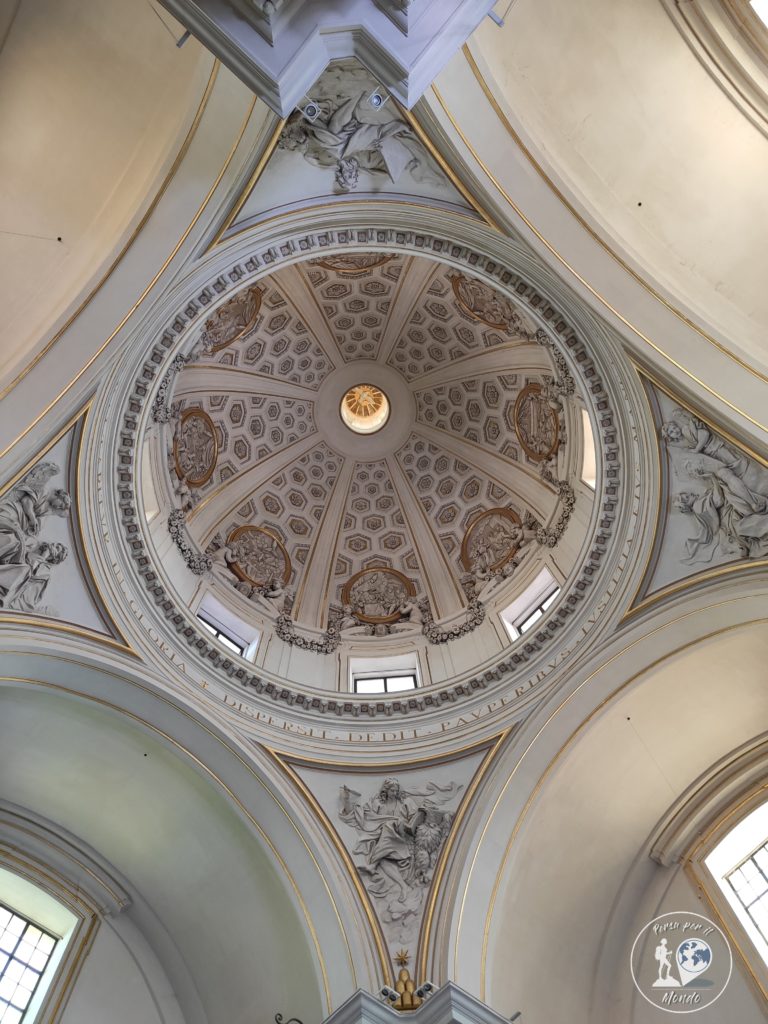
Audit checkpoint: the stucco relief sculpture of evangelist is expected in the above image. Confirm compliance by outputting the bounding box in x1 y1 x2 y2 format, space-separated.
341 567 416 624
338 778 463 947
198 284 263 354
227 525 292 587
661 407 768 564
449 271 534 335
173 408 218 487
514 382 561 462
0 462 71 613
276 61 445 193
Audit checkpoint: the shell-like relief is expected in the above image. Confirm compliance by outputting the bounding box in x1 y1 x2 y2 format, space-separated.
341 567 416 624
173 408 218 487
461 507 524 574
199 284 263 353
227 525 291 586
514 382 560 462
450 272 530 334
311 253 396 275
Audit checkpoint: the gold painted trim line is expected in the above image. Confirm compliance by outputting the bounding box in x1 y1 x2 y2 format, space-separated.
209 115 287 248
210 100 499 248
622 361 768 620
416 729 510 983
400 107 501 231
0 60 219 402
462 44 768 389
265 747 393 986
461 612 768 997
0 400 134 654
683 773 768 1011
684 859 768 1009
267 733 507 986
0 616 133 656
430 51 768 435
0 87 258 463
0 668 341 1013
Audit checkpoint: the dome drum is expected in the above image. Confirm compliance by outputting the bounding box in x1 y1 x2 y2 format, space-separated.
87 219 645 744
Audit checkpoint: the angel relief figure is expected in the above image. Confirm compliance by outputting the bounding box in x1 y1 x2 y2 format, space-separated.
338 778 462 937
661 408 768 565
0 462 71 612
661 408 768 506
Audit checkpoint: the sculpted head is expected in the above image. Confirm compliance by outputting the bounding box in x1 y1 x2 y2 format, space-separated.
39 541 68 565
380 778 402 802
684 458 708 479
661 421 683 444
673 492 696 514
48 490 71 516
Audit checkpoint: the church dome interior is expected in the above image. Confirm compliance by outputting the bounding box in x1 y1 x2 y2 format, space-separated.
2 1 768 1023
140 250 597 693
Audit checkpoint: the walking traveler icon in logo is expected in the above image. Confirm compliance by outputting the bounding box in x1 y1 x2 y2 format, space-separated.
630 912 732 1012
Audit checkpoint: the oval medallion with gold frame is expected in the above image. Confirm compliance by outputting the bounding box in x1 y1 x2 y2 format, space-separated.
513 382 560 462
461 507 523 574
173 408 218 487
341 567 416 624
450 272 524 333
311 253 396 276
200 284 263 353
226 525 291 586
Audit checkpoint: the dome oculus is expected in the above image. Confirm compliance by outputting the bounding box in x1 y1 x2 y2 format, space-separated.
340 384 390 434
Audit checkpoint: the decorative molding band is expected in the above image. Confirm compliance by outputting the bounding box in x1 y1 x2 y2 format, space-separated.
650 732 768 867
0 800 131 916
321 982 513 1024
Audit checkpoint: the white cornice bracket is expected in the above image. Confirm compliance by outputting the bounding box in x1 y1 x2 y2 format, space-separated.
321 982 516 1024
158 0 496 114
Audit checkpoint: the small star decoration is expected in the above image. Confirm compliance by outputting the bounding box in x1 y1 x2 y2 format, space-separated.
394 949 410 967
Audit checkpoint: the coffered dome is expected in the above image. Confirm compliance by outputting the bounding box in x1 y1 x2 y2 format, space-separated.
140 248 600 692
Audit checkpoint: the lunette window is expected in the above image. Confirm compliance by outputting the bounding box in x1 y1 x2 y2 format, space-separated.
518 588 560 635
0 904 58 1024
726 840 768 947
705 799 768 970
353 674 418 694
196 614 245 656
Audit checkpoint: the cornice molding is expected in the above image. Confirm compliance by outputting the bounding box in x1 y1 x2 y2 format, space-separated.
159 1 495 114
322 982 513 1024
661 0 768 140
0 800 131 917
650 731 768 867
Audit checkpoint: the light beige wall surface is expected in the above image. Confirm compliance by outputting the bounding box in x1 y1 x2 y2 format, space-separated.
0 0 209 386
472 0 768 371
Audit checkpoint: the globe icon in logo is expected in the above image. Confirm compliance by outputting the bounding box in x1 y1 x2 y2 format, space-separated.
677 938 712 977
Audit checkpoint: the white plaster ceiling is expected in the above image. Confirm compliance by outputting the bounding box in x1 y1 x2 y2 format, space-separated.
0 684 324 1024
482 620 768 1023
170 252 585 628
469 0 768 372
0 0 210 390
